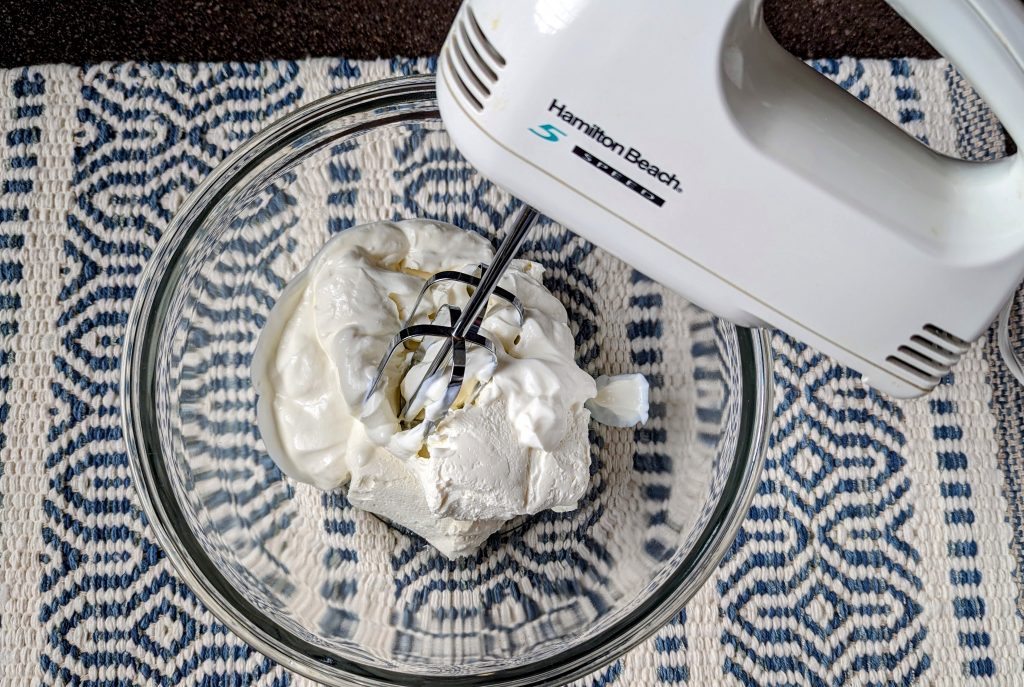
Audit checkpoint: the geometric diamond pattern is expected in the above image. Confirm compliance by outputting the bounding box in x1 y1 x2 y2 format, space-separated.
0 55 1021 687
41 61 305 687
718 334 928 686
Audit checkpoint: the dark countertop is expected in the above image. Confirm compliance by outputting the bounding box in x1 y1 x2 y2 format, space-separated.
1 0 939 68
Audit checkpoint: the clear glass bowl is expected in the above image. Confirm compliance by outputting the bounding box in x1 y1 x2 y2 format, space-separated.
122 75 772 686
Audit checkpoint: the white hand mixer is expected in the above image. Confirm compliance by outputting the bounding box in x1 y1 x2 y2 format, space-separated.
369 0 1024 424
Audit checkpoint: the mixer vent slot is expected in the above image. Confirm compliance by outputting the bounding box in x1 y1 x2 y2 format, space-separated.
465 7 506 68
442 6 504 112
445 51 484 111
885 323 971 387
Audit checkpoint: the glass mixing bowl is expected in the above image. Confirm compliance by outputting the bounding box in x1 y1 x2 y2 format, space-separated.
122 75 772 686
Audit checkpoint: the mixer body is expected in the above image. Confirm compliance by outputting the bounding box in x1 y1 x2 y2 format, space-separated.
438 0 1024 398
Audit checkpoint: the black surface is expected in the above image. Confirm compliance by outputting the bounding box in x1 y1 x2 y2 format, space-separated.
765 0 940 58
0 0 940 68
0 0 463 67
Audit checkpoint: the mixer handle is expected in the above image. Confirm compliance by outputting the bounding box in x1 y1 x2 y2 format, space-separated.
722 0 1024 255
888 0 1024 144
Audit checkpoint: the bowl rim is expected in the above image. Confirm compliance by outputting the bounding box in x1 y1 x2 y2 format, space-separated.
121 74 774 687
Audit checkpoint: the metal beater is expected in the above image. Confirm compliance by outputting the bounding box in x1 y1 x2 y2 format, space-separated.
364 206 539 433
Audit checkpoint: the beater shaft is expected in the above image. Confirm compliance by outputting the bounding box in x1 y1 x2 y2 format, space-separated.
399 204 539 422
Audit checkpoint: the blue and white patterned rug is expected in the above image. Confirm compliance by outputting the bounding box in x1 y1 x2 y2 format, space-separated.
2 56 1024 685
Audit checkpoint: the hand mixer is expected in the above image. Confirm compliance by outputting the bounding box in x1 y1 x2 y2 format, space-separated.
368 0 1024 426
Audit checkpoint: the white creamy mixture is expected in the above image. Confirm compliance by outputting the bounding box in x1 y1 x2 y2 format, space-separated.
252 219 647 557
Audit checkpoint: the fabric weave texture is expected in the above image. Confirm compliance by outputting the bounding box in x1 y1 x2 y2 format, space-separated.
1 56 1023 685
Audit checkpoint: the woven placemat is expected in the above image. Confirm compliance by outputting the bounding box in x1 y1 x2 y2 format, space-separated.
1 57 1023 685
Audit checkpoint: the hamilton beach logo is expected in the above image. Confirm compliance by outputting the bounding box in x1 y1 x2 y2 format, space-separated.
529 98 682 207
545 99 683 193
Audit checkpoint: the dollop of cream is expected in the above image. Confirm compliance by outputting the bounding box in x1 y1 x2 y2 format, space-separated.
251 219 602 557
586 374 651 427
